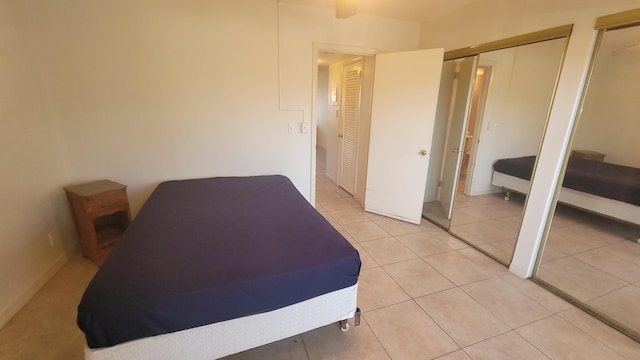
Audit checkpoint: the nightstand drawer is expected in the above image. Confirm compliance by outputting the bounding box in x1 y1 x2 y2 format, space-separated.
571 150 606 162
86 191 129 215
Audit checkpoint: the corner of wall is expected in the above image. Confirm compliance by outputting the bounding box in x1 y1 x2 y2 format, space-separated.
0 243 78 329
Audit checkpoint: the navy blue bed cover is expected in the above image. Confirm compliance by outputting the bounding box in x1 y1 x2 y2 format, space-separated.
493 156 640 206
77 175 361 349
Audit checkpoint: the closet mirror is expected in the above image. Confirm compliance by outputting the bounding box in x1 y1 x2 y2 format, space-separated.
430 36 568 265
535 22 640 340
449 38 567 264
423 56 478 229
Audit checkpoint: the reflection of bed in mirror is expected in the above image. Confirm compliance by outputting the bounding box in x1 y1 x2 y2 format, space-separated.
491 156 640 226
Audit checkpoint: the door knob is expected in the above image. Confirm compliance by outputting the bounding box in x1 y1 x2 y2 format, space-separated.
419 150 428 156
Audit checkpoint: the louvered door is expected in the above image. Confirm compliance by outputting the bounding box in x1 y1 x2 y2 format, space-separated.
337 60 362 195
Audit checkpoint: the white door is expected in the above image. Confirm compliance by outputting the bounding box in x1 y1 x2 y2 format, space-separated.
440 57 477 219
365 49 444 224
337 61 362 195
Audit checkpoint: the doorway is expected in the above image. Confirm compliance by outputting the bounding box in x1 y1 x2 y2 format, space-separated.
461 66 491 195
448 38 568 265
314 47 446 224
315 50 374 208
422 56 478 228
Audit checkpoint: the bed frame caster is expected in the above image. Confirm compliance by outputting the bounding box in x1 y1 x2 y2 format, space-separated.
339 307 361 332
339 320 350 332
504 191 511 201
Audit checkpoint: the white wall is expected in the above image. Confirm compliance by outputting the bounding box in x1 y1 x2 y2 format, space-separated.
316 67 329 150
468 39 565 196
24 0 420 210
0 0 76 327
572 29 640 168
0 0 423 326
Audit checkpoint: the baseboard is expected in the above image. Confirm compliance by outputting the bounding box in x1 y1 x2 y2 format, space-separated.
0 243 79 329
467 186 503 197
325 173 337 183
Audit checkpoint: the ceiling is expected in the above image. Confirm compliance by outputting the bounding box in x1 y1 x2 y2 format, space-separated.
278 0 480 23
293 0 640 64
279 0 638 24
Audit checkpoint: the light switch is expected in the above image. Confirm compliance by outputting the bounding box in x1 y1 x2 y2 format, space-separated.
301 122 310 134
288 123 295 133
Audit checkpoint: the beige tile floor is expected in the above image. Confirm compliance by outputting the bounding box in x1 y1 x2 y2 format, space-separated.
445 181 640 337
1 153 639 359
449 191 525 264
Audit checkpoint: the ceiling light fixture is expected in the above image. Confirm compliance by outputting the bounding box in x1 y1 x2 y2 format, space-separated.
336 0 358 19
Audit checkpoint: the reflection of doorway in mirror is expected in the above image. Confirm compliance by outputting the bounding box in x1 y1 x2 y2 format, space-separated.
460 66 491 194
448 37 567 266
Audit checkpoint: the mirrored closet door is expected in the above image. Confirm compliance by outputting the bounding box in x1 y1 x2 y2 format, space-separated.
423 56 477 229
448 37 567 265
535 20 640 341
422 32 568 265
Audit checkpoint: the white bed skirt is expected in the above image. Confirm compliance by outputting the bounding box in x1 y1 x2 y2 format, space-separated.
492 171 640 226
85 283 358 360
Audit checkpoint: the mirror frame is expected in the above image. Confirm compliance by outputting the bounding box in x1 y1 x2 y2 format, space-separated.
435 27 573 266
532 7 640 343
444 25 572 61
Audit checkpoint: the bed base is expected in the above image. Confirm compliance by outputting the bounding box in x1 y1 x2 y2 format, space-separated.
85 283 359 360
492 171 640 229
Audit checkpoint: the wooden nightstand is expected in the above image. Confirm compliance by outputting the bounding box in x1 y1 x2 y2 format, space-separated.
65 180 132 265
571 150 606 162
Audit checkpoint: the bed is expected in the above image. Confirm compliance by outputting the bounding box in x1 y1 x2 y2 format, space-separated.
492 156 640 226
77 175 361 360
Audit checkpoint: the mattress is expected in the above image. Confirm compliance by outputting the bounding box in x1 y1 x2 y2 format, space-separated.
493 156 640 206
77 175 361 349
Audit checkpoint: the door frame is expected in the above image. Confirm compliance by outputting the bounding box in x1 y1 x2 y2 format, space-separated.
438 57 478 221
464 65 493 195
311 43 377 206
